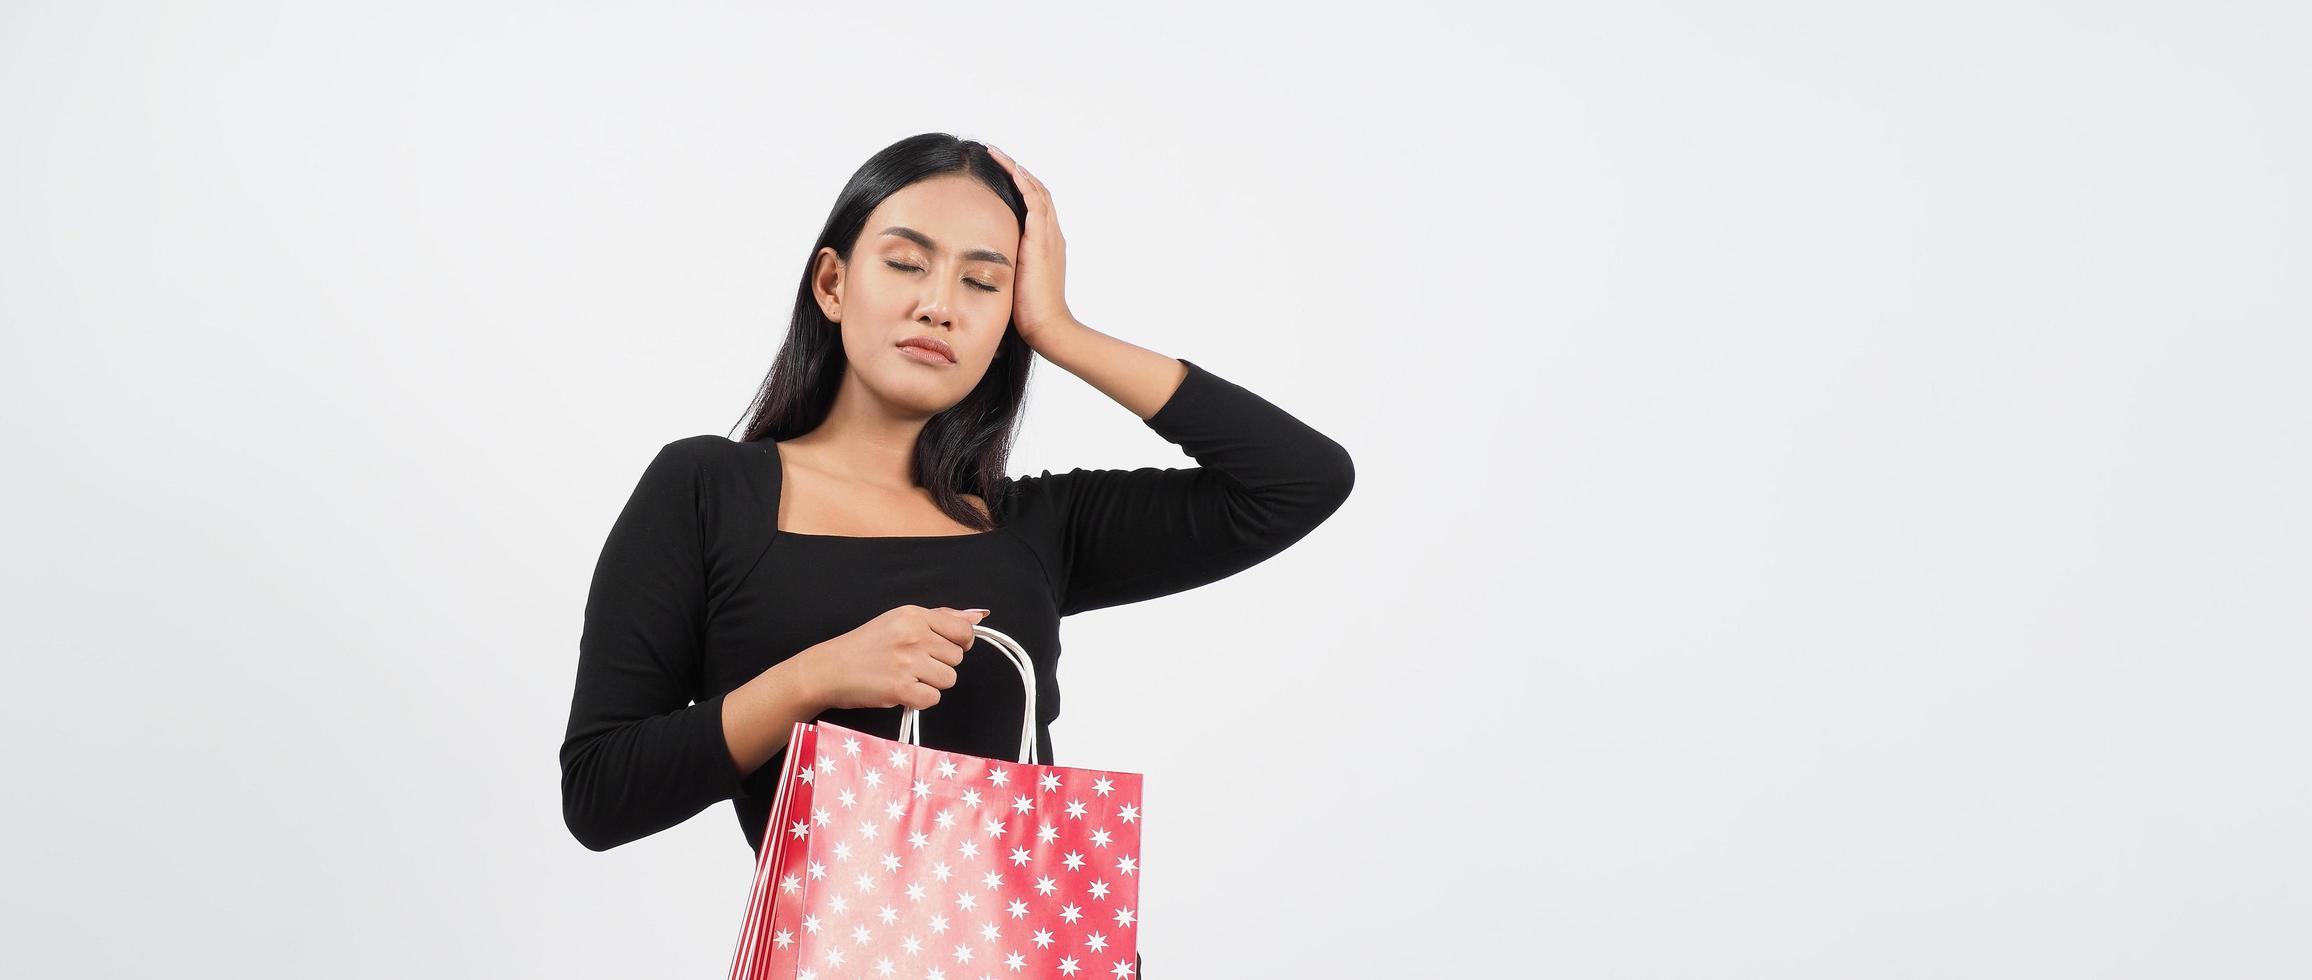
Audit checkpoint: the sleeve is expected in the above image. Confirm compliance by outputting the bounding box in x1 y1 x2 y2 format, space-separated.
1042 357 1356 616
559 438 746 852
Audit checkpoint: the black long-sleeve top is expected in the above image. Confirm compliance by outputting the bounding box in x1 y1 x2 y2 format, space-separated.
560 357 1355 855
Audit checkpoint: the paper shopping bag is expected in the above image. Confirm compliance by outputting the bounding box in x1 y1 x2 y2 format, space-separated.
727 623 1145 979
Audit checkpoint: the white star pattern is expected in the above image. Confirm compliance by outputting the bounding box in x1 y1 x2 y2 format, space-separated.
731 723 1139 978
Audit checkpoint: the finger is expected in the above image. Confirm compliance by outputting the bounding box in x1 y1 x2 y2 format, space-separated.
920 658 959 690
925 608 984 658
905 681 941 711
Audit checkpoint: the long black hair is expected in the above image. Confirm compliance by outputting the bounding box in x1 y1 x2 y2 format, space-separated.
731 133 1034 532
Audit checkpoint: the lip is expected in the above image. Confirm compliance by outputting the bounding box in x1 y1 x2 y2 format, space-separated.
896 336 956 364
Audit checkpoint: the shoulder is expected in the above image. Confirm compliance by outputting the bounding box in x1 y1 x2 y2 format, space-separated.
630 435 769 503
648 434 772 473
659 433 744 459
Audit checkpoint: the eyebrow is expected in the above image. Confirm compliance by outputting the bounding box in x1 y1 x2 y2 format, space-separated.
877 226 1012 267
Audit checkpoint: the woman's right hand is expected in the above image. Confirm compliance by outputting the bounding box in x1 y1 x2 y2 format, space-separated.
801 605 990 712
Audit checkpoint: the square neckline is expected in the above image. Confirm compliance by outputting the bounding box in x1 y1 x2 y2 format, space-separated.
766 438 1005 542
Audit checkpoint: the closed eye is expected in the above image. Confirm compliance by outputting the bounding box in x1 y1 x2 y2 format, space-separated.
886 261 1000 292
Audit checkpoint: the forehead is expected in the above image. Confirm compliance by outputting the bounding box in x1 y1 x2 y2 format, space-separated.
864 175 1018 256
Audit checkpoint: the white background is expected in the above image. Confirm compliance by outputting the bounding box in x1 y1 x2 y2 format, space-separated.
4 1 2306 976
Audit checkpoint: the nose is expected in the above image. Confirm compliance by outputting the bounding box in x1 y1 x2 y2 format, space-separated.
916 269 960 328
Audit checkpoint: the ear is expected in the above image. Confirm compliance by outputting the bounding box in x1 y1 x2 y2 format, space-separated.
811 246 845 322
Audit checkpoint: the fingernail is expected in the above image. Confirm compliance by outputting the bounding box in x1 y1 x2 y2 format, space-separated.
964 608 990 617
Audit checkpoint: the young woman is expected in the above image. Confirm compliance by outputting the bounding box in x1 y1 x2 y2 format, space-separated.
560 133 1355 975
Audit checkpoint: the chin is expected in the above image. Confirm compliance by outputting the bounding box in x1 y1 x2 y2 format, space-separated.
855 368 971 415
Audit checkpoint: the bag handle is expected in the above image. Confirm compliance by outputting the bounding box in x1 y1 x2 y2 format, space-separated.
895 623 1041 765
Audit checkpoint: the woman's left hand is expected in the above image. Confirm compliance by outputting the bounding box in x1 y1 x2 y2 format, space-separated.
986 145 1081 352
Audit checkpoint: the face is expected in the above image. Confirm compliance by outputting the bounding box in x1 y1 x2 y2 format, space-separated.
813 174 1020 416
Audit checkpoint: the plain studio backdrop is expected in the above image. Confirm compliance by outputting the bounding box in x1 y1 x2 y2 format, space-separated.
2 1 2305 976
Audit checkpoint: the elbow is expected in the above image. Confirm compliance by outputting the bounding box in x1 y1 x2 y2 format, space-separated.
1266 438 1355 540
562 786 611 852
560 755 624 853
1311 438 1356 513
565 807 617 853
1326 440 1356 503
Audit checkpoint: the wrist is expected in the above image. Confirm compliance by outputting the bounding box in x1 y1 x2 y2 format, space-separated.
780 645 830 712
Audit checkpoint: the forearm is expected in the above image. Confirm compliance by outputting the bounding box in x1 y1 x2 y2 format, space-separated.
1033 319 1190 422
721 651 830 781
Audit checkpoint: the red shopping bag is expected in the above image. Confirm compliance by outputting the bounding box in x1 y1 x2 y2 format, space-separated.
727 624 1145 979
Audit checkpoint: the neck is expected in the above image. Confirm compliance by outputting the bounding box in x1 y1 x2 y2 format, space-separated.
783 376 933 492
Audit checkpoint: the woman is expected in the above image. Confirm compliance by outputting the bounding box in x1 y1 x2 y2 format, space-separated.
560 133 1355 976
